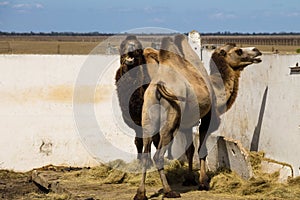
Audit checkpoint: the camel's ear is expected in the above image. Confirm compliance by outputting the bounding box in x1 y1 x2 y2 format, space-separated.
225 43 236 47
219 49 227 57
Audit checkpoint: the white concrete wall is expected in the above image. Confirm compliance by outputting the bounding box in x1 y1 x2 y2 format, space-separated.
0 54 133 172
201 51 300 177
220 55 300 176
0 53 299 176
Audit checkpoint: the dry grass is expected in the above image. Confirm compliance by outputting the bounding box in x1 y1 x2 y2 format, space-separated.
6 40 100 54
237 44 300 54
60 159 188 187
2 156 300 199
58 155 300 199
210 151 300 199
0 35 111 54
1 36 300 54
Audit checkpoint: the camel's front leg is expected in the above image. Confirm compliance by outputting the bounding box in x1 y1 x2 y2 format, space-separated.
183 128 197 186
199 156 209 190
134 135 143 160
153 140 181 198
198 114 210 190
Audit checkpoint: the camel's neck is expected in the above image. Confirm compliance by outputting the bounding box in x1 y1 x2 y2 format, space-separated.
223 68 241 111
210 62 242 114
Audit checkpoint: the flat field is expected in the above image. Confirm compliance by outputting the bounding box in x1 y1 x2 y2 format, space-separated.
1 35 300 54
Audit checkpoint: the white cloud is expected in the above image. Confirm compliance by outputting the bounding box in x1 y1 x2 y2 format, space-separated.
111 6 134 13
210 12 236 20
13 3 44 9
13 4 30 9
149 17 165 23
35 3 43 9
0 1 9 6
143 6 167 14
144 6 154 13
285 12 300 17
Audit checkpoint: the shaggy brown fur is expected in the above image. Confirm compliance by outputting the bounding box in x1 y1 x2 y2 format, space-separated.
115 35 147 128
115 35 162 159
115 36 149 159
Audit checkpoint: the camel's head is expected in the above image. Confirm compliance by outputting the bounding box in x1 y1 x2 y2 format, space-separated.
213 43 262 70
120 35 144 67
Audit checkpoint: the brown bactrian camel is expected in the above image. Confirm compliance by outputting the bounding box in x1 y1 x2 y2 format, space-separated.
115 35 173 160
115 35 153 159
134 35 262 199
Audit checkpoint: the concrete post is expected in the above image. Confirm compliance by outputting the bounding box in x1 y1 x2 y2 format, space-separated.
188 30 202 60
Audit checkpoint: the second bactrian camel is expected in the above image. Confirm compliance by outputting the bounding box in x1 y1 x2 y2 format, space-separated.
134 35 262 199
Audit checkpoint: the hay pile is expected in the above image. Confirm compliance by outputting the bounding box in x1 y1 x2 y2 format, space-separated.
62 159 189 186
210 151 300 199
60 153 300 199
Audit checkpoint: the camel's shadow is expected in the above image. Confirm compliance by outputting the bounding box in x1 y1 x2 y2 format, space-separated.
149 185 199 199
147 165 228 198
147 164 201 198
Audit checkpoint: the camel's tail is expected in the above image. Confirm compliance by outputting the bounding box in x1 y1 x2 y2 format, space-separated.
156 81 185 133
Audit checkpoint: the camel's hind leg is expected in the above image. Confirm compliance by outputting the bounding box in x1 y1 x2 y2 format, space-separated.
135 87 160 200
134 137 152 200
153 104 181 198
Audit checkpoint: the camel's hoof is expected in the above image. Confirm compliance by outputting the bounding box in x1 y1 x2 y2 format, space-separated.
167 154 173 160
133 193 148 200
198 184 209 191
164 191 181 198
137 154 142 161
182 174 197 186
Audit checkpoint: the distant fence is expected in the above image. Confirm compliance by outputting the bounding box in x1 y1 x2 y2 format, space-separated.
201 35 300 46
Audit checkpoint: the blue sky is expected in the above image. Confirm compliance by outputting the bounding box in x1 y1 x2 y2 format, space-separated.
0 0 299 33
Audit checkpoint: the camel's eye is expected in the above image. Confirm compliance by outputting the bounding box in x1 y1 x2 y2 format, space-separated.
220 49 227 56
235 49 243 56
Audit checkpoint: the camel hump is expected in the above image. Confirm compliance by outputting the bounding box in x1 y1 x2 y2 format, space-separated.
159 37 183 59
161 37 173 49
156 81 185 101
174 34 185 56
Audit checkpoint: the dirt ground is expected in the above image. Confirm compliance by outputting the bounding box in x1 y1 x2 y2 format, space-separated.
0 167 250 200
1 156 300 200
